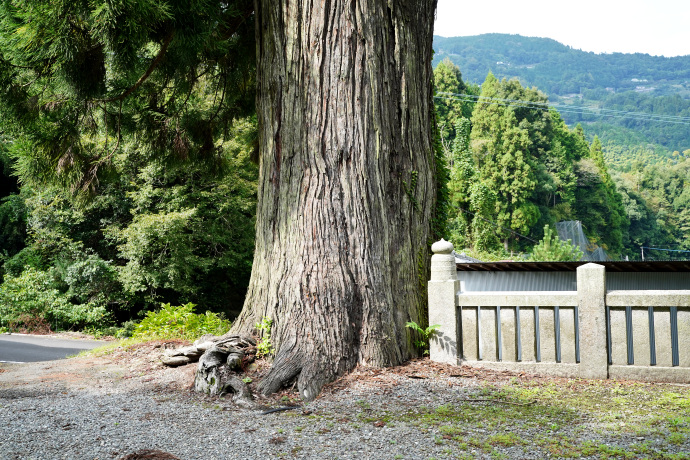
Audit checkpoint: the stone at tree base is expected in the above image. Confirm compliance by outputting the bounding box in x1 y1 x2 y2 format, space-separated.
160 355 191 367
192 340 216 353
162 345 202 359
194 357 256 408
119 450 180 460
214 334 256 349
162 333 258 404
192 334 222 352
194 364 224 394
226 350 244 369
222 375 255 409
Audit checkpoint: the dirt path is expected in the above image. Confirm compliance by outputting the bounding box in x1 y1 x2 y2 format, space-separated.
0 340 197 396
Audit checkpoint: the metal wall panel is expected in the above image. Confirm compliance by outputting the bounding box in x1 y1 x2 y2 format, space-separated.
607 273 690 290
459 271 576 292
459 271 690 292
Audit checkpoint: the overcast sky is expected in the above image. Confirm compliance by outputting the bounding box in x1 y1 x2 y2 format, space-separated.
435 0 690 57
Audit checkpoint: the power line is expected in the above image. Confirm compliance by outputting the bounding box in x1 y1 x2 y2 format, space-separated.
436 92 690 125
438 92 690 123
434 92 690 126
642 246 690 253
437 93 690 125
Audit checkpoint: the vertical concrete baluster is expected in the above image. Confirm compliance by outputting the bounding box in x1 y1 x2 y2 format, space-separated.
516 306 522 362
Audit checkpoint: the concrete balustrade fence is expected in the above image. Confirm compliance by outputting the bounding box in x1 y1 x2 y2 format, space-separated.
428 240 690 383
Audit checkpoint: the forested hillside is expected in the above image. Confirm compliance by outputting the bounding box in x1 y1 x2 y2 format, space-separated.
435 56 690 263
433 34 690 154
436 62 629 259
433 34 690 98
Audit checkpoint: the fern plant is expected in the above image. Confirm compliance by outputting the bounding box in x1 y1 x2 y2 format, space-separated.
255 316 274 358
406 321 442 355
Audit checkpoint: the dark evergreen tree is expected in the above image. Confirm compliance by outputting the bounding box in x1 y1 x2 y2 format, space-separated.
447 118 499 252
573 136 628 256
470 73 545 251
434 58 476 145
0 0 256 193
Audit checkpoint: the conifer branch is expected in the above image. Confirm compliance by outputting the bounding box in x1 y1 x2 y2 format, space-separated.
100 31 175 103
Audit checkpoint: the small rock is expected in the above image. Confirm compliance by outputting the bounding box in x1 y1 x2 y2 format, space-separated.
193 341 216 353
178 346 203 359
160 355 191 367
162 348 183 358
119 449 180 460
226 353 243 369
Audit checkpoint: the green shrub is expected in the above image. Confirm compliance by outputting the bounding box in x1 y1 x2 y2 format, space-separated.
132 302 231 340
115 320 138 338
63 254 119 304
0 267 110 331
3 246 45 277
86 320 138 339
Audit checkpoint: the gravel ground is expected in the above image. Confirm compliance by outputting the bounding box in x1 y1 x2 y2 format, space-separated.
1 341 688 460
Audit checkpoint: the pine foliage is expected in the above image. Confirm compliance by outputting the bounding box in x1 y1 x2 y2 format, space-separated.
529 224 583 262
0 0 256 194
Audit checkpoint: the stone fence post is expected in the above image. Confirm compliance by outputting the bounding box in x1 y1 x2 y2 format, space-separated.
428 239 460 365
576 263 608 379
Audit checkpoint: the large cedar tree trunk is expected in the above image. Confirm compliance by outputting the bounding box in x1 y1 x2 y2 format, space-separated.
231 0 439 400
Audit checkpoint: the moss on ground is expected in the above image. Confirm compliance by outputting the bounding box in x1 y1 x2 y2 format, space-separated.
336 378 690 459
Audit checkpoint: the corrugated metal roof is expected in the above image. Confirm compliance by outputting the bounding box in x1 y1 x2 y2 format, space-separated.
454 251 482 263
456 260 690 273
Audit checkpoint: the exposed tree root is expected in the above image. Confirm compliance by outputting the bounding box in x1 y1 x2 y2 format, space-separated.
255 332 356 402
186 331 358 403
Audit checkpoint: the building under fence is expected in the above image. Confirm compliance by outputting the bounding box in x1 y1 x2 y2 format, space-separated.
429 239 690 383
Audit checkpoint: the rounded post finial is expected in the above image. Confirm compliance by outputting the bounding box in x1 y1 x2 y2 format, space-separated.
431 239 454 255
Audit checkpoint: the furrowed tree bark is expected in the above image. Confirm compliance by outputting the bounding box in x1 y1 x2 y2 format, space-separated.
231 0 439 401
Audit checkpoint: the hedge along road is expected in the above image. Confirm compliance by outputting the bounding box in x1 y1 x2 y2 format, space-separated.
0 334 108 363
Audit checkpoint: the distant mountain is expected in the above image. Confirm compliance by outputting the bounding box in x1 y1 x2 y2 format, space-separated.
433 34 690 97
433 34 690 153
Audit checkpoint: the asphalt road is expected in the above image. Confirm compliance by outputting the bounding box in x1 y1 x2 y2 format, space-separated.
0 334 108 363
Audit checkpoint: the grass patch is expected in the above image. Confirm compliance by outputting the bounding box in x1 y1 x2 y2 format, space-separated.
487 432 524 447
354 379 690 459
